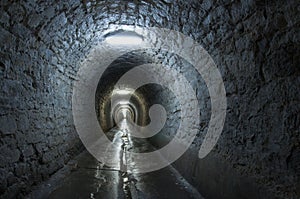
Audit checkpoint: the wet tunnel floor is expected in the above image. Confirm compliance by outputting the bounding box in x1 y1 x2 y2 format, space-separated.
48 125 204 199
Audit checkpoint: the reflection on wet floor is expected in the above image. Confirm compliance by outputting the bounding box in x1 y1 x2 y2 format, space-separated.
49 120 204 199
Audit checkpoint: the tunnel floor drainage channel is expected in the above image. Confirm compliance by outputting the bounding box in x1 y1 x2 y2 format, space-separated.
120 130 133 199
44 126 204 199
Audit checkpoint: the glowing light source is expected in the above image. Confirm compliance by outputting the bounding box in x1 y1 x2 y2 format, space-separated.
105 31 143 46
118 101 130 105
113 89 133 95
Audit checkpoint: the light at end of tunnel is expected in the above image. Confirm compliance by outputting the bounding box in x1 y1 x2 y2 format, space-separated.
105 31 144 46
121 109 128 118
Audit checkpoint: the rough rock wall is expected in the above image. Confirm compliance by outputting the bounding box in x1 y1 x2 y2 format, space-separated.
146 0 300 198
0 1 86 197
194 1 300 198
0 0 299 198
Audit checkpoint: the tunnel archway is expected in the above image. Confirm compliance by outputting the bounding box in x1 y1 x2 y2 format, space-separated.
0 1 299 199
113 102 136 125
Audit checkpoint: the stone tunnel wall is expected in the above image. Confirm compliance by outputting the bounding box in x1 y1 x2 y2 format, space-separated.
0 0 299 198
145 1 300 199
0 1 86 197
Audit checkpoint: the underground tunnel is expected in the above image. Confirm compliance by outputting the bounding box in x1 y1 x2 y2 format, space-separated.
0 0 299 199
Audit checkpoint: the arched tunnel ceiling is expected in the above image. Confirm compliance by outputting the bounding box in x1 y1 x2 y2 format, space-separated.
0 0 299 198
